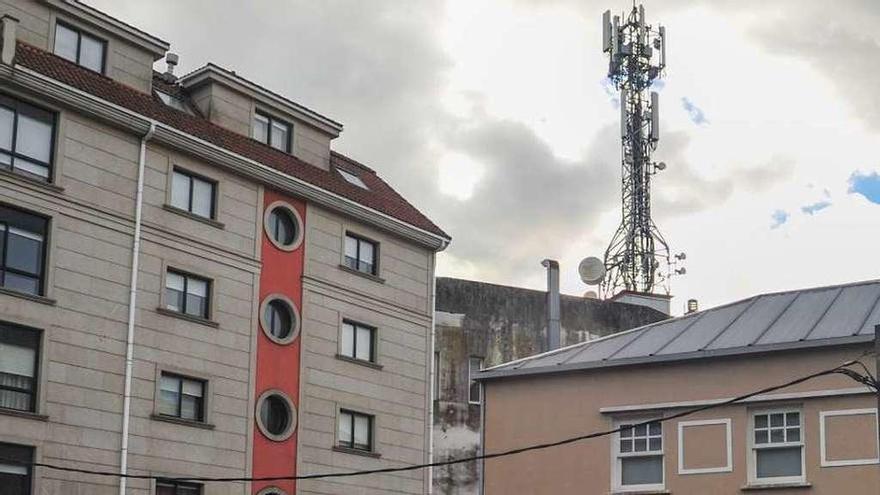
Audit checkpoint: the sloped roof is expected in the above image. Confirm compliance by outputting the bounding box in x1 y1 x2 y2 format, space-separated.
479 279 880 380
13 42 449 239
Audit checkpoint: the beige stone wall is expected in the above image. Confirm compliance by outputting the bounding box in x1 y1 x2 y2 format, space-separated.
298 203 434 494
482 345 879 495
0 80 260 494
0 0 157 93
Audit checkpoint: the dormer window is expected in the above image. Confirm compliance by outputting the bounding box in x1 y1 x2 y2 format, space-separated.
253 112 291 153
54 22 106 73
155 91 193 115
337 168 368 190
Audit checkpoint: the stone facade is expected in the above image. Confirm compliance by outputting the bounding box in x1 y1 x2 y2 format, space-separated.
0 2 446 494
432 277 667 495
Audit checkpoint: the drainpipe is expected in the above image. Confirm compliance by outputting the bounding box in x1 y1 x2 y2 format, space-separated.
426 254 437 494
119 122 155 495
542 259 561 350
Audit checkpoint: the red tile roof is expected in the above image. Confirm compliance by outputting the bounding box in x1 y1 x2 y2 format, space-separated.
15 42 448 239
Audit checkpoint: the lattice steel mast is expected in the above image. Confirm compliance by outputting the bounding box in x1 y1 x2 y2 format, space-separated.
600 4 677 297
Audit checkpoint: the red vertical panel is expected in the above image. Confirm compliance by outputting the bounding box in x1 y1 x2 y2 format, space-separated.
252 190 305 494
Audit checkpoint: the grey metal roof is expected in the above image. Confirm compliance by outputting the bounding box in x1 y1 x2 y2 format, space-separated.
479 279 880 381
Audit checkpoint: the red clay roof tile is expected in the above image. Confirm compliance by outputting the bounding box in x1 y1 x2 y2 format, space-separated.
15 42 448 239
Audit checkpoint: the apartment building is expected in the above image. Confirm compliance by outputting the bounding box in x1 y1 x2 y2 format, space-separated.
479 280 879 494
0 1 449 494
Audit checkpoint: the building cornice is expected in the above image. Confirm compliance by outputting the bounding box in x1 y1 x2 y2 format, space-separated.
179 64 343 136
0 63 449 251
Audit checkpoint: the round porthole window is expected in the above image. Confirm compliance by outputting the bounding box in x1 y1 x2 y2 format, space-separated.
256 390 296 442
264 201 304 251
256 488 288 495
260 295 300 345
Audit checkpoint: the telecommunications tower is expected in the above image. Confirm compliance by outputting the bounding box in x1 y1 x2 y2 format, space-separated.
597 4 683 298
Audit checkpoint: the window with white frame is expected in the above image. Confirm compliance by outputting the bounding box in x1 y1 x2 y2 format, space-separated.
340 320 376 363
615 420 664 491
468 356 483 404
751 409 804 483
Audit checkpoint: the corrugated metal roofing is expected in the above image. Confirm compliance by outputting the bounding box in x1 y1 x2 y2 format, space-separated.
480 279 880 381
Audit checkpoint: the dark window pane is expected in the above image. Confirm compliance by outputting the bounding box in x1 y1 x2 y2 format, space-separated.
770 428 784 443
185 294 207 318
786 427 800 442
620 439 632 453
344 255 358 271
269 208 296 245
54 24 78 62
265 300 293 339
755 415 768 428
756 446 802 479
260 395 290 435
755 430 768 444
648 422 661 436
79 34 104 72
621 456 662 486
786 412 800 426
3 273 39 295
648 437 662 451
770 413 784 427
6 229 42 275
0 442 32 495
181 394 200 421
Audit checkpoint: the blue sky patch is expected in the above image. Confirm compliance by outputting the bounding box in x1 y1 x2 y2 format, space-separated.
848 171 880 204
801 200 831 215
770 210 789 229
681 97 708 125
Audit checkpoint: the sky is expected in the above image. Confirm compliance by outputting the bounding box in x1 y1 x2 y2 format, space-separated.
89 0 880 313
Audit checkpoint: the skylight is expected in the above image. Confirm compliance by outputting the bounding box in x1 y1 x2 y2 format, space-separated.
337 168 368 189
156 91 193 114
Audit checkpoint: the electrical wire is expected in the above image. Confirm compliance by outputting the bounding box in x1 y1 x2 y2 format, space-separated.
0 360 874 483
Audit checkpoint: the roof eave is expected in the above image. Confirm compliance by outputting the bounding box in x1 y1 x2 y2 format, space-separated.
179 64 344 136
4 62 449 251
477 334 874 381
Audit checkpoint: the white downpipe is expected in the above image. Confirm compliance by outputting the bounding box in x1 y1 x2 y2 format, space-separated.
427 254 437 494
119 122 155 495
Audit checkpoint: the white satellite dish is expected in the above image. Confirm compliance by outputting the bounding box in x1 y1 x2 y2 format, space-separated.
578 257 606 285
583 290 599 299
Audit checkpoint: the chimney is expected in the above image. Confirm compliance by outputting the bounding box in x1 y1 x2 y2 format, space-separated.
686 298 698 314
163 52 179 82
542 259 561 350
1 15 18 66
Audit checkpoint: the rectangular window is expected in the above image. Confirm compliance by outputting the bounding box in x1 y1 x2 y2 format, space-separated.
165 270 210 319
156 479 202 495
340 320 376 363
468 357 483 404
0 94 56 180
253 112 291 153
616 420 664 490
344 233 377 276
158 372 205 422
0 442 32 495
752 409 804 483
338 409 373 452
0 324 39 413
54 22 106 73
170 169 216 219
0 205 48 296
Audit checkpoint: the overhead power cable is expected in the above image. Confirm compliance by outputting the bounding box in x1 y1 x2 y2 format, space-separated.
0 360 875 483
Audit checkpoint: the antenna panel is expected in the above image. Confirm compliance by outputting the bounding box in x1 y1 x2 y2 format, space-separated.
620 89 628 137
650 92 659 141
602 10 612 52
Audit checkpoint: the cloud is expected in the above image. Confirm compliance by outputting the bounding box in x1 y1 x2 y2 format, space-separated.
681 97 708 125
848 171 880 204
801 200 831 215
770 210 789 229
